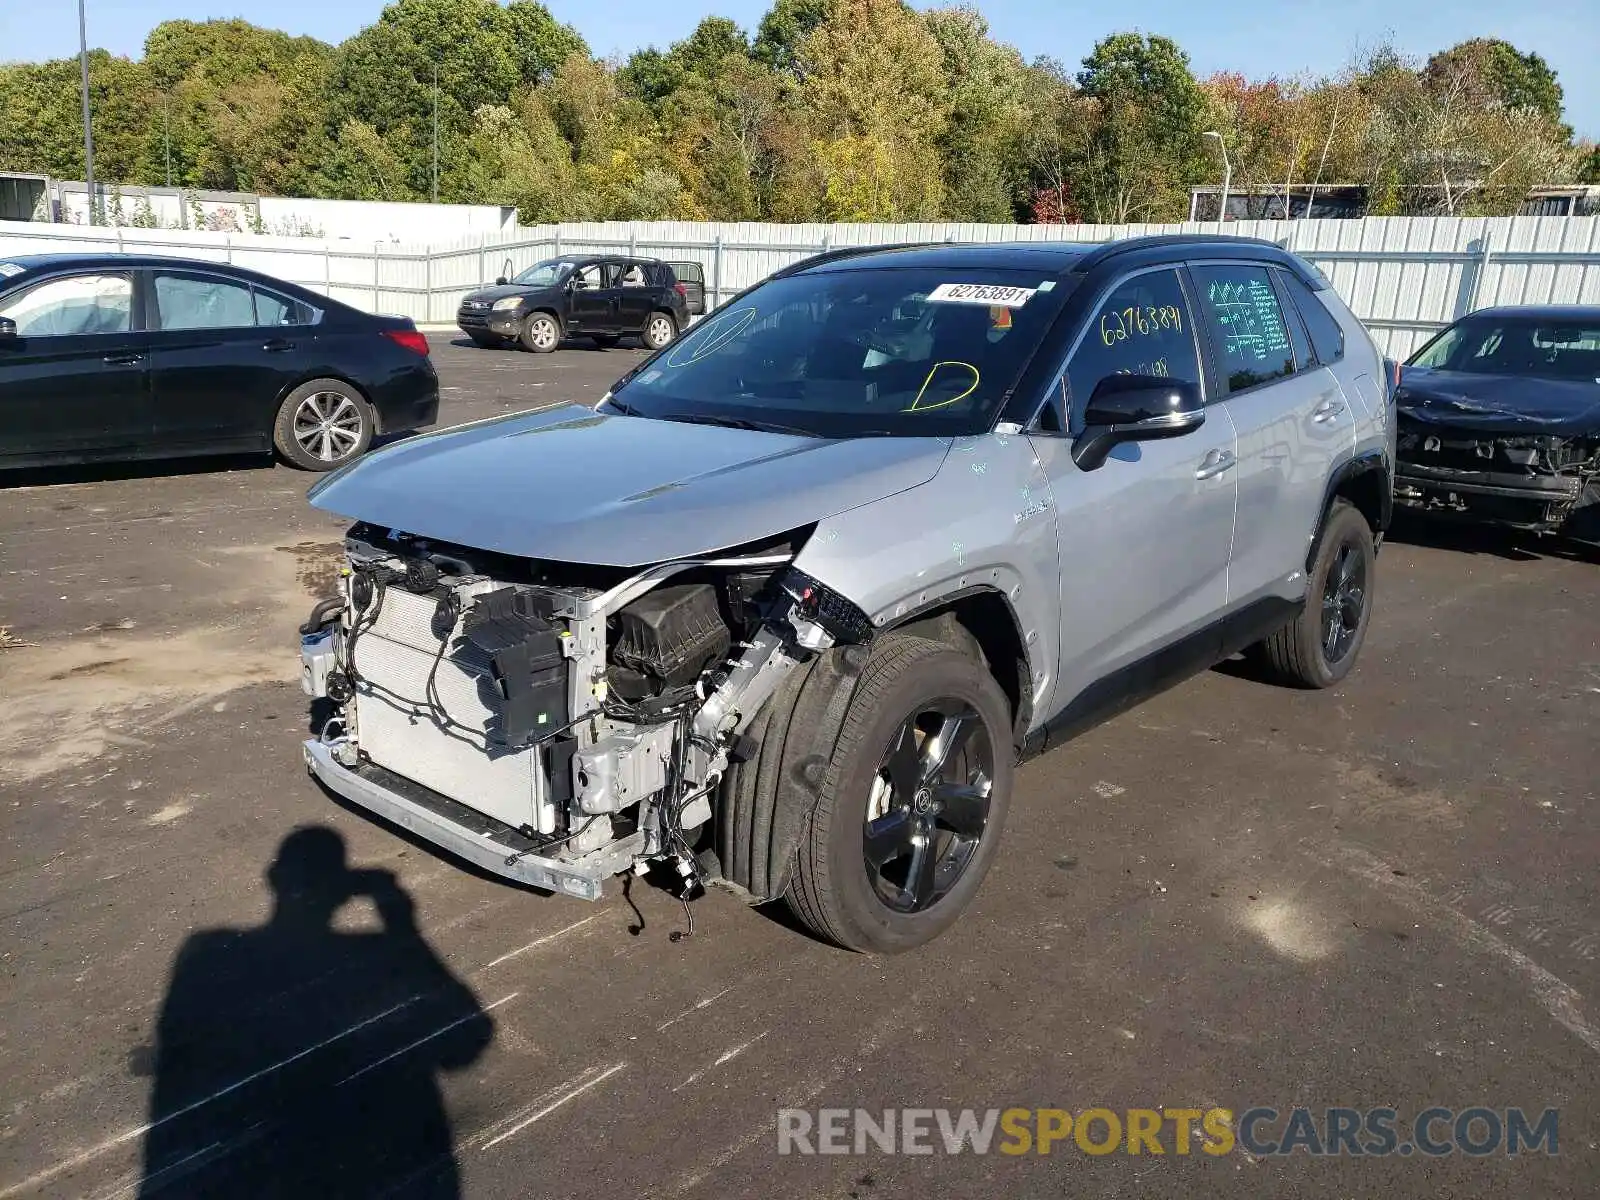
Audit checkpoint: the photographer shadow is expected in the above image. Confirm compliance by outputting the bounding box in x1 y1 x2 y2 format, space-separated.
133 827 492 1198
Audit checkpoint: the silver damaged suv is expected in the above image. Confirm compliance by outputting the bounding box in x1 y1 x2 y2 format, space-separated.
299 236 1393 953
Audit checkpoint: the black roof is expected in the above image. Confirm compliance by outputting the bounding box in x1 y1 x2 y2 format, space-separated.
1461 305 1600 322
780 234 1325 288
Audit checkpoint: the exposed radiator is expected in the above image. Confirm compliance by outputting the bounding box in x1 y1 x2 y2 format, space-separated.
351 586 555 833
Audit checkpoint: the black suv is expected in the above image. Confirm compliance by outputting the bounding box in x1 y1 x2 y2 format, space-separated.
456 256 699 353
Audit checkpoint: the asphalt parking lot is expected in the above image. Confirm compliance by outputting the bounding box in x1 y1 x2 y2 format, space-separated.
2 335 1598 1198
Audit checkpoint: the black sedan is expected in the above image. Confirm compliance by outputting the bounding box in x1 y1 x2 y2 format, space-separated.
1395 305 1600 540
0 253 438 472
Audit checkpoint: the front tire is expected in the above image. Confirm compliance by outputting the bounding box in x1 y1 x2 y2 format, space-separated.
519 312 560 353
641 311 677 351
784 634 1013 954
272 379 374 471
1254 498 1376 687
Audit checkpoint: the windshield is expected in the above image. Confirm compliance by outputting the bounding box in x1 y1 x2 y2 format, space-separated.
1410 317 1600 383
609 266 1067 437
512 259 576 287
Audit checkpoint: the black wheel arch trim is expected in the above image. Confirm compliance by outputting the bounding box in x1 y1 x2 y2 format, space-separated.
1313 451 1393 569
877 583 1035 744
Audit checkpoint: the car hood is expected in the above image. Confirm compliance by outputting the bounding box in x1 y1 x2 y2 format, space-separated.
462 284 553 305
1397 367 1600 436
308 405 952 566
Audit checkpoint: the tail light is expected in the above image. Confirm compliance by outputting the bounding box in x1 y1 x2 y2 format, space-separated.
673 282 687 299
382 328 430 356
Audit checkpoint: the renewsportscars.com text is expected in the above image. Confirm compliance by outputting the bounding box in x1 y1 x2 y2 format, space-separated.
776 1106 1559 1157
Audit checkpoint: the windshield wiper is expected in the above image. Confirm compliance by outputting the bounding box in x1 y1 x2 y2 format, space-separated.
655 412 823 438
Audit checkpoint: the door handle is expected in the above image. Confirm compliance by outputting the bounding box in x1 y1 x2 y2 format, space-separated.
1311 396 1347 422
1195 448 1237 480
262 338 295 352
103 352 144 365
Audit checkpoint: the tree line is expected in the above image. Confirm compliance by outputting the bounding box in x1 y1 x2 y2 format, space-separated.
2 0 1595 227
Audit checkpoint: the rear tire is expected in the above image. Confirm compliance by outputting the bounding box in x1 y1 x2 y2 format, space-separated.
783 634 1013 954
272 379 374 472
641 310 677 351
519 312 560 353
1253 498 1375 687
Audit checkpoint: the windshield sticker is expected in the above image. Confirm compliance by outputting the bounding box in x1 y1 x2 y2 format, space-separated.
0 263 22 278
927 283 1036 307
905 361 980 412
665 306 757 367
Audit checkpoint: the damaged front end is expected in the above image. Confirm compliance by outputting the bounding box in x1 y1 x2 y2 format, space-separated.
299 523 862 901
1395 418 1600 535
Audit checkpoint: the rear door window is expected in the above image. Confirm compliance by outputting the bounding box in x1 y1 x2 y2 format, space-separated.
0 272 132 336
154 273 256 331
1190 263 1296 393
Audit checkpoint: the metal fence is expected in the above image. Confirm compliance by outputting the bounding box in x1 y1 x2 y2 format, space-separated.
6 214 1600 357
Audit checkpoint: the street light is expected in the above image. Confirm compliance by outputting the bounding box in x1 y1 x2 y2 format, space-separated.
78 0 97 224
1202 131 1231 233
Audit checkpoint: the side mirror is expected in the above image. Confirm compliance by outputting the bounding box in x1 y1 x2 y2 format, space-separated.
495 276 508 286
1072 374 1204 471
569 276 587 290
0 316 15 341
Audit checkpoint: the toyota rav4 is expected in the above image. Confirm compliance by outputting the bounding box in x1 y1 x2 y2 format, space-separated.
300 236 1393 954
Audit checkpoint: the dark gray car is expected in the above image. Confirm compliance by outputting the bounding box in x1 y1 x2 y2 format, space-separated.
302 236 1392 953
456 255 694 353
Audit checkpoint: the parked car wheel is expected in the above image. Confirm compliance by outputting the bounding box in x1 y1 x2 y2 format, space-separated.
1253 498 1375 687
519 312 560 354
782 633 1013 954
272 379 374 472
641 311 677 351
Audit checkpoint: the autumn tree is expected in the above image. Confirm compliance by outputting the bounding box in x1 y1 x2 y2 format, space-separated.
797 0 950 221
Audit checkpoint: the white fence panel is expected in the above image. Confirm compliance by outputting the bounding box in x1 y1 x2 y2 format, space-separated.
6 214 1600 353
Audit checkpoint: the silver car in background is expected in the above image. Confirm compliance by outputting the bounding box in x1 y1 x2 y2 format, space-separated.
298 236 1392 954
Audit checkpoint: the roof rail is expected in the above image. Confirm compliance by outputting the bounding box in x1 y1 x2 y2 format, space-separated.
1069 233 1285 275
771 240 956 278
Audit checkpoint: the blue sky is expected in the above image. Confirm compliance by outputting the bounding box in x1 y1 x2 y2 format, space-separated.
4 0 1596 138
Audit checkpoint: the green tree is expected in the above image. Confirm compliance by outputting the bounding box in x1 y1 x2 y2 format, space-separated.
1074 32 1210 222
1424 39 1565 130
324 0 585 199
753 0 829 75
924 5 1030 222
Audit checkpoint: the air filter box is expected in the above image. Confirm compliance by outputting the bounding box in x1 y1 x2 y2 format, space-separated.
611 583 730 694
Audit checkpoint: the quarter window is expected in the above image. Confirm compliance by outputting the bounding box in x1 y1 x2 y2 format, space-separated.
0 273 131 336
255 288 314 327
154 273 255 331
1065 269 1201 420
1191 264 1295 393
1282 271 1345 365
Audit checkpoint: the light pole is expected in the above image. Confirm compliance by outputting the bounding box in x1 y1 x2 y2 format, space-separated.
78 0 97 224
1202 130 1231 233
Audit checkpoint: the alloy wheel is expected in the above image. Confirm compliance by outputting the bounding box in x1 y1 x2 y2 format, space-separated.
862 699 994 914
1321 540 1367 664
292 391 364 463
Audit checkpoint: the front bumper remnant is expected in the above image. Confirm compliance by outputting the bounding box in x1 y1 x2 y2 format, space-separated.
303 738 639 900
